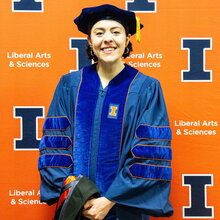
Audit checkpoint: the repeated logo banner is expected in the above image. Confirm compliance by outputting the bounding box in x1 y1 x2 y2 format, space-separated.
0 0 219 219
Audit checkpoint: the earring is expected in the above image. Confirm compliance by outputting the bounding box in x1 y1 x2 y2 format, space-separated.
124 47 129 55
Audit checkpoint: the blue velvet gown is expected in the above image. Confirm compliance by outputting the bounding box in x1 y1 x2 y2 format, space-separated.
38 64 173 219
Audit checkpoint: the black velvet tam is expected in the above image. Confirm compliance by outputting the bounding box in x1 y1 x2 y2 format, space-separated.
74 4 143 36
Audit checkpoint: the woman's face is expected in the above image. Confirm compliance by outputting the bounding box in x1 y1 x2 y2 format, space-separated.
89 20 130 64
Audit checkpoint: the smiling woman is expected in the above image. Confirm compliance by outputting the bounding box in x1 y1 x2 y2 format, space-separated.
38 4 173 220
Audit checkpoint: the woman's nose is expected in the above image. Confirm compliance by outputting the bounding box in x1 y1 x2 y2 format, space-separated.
103 32 113 42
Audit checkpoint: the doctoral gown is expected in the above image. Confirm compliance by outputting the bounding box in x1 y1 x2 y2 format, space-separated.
38 64 173 219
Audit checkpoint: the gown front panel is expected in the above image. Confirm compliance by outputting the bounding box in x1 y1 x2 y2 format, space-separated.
74 64 138 194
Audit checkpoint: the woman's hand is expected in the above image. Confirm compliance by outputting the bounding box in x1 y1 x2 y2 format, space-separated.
82 197 115 220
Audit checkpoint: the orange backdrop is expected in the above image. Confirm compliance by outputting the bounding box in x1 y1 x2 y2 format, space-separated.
1 0 220 219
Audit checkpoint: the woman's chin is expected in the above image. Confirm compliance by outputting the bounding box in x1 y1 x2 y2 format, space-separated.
98 56 122 65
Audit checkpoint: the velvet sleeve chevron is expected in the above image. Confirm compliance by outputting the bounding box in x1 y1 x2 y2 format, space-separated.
38 75 75 205
104 79 173 217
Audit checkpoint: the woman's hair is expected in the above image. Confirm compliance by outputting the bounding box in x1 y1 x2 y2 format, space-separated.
86 41 133 62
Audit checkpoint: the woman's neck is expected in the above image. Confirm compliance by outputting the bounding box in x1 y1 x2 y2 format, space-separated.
96 60 125 88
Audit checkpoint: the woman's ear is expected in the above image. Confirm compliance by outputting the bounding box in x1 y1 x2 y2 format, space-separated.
126 34 131 46
88 37 92 47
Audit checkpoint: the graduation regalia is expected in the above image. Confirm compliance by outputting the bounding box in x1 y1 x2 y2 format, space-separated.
38 63 173 219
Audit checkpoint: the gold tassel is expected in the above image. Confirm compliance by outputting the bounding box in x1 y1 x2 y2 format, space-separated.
136 16 141 43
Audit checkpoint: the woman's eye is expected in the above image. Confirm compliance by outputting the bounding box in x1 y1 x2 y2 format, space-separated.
96 32 103 36
113 31 120 35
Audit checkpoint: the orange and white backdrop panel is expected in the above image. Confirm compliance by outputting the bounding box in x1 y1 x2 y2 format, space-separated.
0 0 219 219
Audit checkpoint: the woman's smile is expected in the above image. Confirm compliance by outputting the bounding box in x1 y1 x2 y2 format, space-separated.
100 46 117 54
101 46 116 52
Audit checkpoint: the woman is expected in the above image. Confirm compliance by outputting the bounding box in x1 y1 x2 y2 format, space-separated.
38 4 173 220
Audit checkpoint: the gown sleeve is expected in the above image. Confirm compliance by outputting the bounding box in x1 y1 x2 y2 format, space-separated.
38 76 74 205
104 79 173 217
